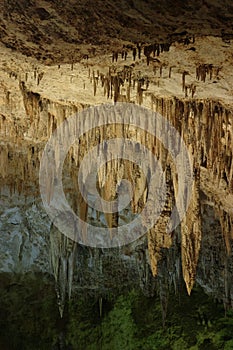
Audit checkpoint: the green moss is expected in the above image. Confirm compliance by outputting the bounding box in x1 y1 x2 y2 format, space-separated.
0 274 233 350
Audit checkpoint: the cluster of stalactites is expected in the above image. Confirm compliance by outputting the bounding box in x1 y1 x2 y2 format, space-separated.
148 95 233 294
1 79 233 296
90 65 151 105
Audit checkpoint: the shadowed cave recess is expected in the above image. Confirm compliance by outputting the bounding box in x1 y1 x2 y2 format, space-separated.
1 0 233 349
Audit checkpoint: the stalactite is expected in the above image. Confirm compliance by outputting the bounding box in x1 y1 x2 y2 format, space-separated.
93 77 97 96
196 64 216 82
180 175 202 295
182 71 188 91
113 76 119 103
160 65 163 78
137 43 142 59
126 85 130 102
148 165 174 276
50 224 77 317
169 66 172 78
132 47 136 61
137 81 143 105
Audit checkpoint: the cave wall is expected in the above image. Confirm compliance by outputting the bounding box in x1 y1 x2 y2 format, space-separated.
1 57 233 314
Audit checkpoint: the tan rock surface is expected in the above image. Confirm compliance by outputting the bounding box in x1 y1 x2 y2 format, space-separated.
1 32 233 300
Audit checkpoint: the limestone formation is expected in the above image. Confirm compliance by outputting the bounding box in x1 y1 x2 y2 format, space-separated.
1 35 233 312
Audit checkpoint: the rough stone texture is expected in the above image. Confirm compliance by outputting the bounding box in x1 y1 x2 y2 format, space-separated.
1 32 233 313
1 0 233 63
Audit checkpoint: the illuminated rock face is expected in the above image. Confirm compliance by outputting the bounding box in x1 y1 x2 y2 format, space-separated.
1 36 233 315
